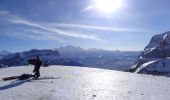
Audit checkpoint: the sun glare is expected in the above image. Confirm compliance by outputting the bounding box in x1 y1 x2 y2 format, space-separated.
94 0 123 13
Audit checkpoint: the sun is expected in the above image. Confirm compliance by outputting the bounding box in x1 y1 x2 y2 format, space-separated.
93 0 123 13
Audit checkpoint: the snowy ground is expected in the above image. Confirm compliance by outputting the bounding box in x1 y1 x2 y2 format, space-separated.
1 65 170 100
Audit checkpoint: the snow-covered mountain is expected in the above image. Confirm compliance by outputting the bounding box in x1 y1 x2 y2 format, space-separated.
0 51 10 59
0 49 82 67
0 51 10 55
129 31 170 76
56 45 140 71
56 45 86 58
1 65 170 100
0 46 140 71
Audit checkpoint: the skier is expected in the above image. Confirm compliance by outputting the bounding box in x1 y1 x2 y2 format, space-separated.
33 56 42 78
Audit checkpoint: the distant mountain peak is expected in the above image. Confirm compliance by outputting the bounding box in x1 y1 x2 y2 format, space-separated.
143 31 170 58
57 45 84 52
65 45 82 49
0 50 10 56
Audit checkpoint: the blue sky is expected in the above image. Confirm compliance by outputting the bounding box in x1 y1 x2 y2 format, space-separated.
0 0 170 52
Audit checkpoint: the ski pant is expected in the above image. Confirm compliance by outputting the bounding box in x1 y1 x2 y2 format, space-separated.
35 70 40 77
33 66 40 77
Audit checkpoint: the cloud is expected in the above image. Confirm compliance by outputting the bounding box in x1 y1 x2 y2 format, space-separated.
0 10 150 43
0 10 9 15
9 18 101 41
81 5 94 12
53 23 145 33
0 10 101 41
3 30 65 43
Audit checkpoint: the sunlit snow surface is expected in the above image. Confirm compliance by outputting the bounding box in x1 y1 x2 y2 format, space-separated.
1 66 170 100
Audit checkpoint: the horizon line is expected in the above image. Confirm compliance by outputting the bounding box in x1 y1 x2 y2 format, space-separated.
0 45 142 53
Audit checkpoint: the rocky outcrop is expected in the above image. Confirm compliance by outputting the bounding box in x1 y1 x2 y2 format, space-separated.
129 31 170 76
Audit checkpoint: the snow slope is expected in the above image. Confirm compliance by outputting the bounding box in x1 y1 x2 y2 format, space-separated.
134 58 170 76
1 66 170 100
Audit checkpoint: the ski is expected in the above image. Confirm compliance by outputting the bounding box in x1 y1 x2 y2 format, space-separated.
0 74 34 81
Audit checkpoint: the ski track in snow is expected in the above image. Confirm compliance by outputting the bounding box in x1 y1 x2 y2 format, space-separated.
1 65 170 100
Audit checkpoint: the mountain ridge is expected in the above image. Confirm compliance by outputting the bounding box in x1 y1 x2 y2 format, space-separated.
0 46 140 71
